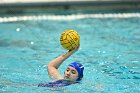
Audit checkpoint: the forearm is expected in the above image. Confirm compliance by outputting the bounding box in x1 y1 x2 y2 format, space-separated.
48 50 75 69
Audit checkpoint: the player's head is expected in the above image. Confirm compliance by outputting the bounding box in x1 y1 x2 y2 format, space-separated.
64 62 84 81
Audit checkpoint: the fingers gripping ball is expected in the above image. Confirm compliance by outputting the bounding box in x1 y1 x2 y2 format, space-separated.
60 30 80 50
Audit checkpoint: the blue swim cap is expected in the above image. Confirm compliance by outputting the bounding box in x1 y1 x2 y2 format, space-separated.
68 62 84 81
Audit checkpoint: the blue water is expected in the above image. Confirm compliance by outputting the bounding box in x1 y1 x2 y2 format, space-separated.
0 14 140 93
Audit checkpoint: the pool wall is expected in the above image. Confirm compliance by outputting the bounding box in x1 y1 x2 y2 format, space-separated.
0 0 140 13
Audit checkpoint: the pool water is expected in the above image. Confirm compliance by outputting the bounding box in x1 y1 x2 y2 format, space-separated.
0 12 140 93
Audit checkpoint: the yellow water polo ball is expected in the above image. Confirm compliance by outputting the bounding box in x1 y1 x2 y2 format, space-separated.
60 29 80 50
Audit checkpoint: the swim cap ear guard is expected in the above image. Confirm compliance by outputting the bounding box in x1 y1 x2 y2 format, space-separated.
68 62 84 81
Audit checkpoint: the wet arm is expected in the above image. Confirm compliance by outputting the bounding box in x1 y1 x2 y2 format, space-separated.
47 47 79 80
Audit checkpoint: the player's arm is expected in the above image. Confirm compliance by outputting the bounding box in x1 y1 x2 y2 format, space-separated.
47 46 79 80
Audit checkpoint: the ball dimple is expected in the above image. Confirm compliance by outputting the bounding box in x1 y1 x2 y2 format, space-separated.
60 30 80 50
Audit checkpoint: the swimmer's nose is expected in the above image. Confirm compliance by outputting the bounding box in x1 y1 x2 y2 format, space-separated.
66 71 71 76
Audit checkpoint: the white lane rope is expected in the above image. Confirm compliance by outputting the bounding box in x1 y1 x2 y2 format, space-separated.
0 13 140 23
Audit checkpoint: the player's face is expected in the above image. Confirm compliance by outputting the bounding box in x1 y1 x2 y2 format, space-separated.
64 66 78 81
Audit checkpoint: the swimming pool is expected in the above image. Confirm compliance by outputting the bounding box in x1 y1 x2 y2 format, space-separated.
0 11 140 93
